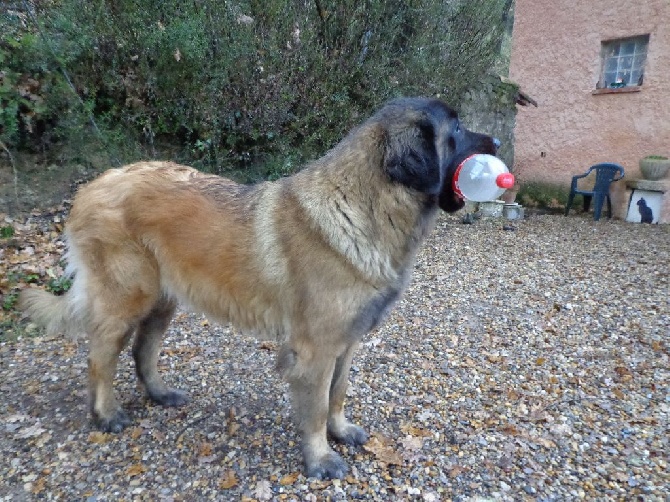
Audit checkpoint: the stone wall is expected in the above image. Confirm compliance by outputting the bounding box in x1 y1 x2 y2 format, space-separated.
459 74 519 170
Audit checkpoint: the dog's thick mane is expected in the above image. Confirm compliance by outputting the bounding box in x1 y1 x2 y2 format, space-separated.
287 122 437 287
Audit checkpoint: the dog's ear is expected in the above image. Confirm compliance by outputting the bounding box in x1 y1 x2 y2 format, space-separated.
385 120 441 195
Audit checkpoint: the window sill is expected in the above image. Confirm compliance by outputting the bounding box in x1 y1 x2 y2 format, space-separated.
592 87 642 95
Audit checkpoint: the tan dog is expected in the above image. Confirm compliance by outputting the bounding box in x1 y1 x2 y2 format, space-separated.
20 97 499 479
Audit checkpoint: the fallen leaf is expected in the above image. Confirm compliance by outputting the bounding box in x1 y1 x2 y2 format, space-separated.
30 476 46 494
614 366 632 381
448 465 467 477
363 432 403 466
400 424 432 437
88 431 111 444
611 471 628 482
254 480 273 500
528 435 556 448
219 470 238 489
401 435 425 451
279 472 300 485
127 463 147 476
17 424 47 439
198 442 213 457
500 423 521 436
6 414 30 423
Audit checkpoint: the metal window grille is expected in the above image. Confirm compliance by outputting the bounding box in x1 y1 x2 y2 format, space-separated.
600 35 649 88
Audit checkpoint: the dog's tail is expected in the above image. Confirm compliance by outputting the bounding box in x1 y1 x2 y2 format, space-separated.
18 288 83 338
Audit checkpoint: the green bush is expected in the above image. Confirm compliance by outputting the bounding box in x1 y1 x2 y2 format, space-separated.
518 181 570 211
2 0 510 176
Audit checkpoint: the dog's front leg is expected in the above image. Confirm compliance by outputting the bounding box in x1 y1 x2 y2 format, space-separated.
278 346 347 479
327 341 368 446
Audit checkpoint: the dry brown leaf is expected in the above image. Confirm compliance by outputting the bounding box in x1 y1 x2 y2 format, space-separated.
528 435 556 448
198 442 213 457
129 427 143 440
611 471 628 482
448 465 467 477
30 476 46 494
279 472 300 485
363 432 403 466
258 341 277 351
219 470 238 489
400 424 432 437
630 417 657 425
614 366 631 377
88 431 111 444
500 424 521 436
127 463 147 476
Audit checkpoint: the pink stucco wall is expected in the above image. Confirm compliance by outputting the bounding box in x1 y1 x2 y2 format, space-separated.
509 0 670 221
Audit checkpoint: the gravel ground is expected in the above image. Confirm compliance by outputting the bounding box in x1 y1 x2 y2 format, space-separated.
1 213 669 501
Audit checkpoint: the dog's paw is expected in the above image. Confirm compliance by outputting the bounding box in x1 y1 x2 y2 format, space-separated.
305 451 349 480
148 388 189 407
329 423 369 446
94 409 132 433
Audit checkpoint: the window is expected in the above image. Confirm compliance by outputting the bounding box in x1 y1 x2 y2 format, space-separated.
598 35 649 89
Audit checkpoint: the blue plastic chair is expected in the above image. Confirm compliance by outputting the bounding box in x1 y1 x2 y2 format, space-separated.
564 163 625 221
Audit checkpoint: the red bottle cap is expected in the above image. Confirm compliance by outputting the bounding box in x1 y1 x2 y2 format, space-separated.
496 173 515 189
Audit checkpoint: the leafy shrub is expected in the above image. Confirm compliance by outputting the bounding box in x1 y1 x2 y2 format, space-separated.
0 225 15 238
2 0 510 176
518 182 569 211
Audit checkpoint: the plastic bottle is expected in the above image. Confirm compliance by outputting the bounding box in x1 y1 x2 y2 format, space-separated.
452 154 515 202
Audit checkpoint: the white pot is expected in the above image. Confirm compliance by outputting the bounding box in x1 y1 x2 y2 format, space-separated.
503 203 525 220
479 200 505 217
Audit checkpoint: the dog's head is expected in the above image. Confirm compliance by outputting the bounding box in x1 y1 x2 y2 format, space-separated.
381 97 500 212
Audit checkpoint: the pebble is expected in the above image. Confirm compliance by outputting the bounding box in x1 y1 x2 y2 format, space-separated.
1 214 668 500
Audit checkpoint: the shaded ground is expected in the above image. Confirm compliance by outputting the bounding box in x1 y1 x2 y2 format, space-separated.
0 153 107 216
1 213 669 501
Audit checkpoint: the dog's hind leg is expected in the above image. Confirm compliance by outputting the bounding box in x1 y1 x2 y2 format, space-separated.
132 297 188 407
327 342 368 446
88 316 136 432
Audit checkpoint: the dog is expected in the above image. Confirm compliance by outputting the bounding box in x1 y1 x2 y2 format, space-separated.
19 97 499 479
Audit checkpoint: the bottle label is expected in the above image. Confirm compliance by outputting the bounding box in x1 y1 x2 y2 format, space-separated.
452 154 478 200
